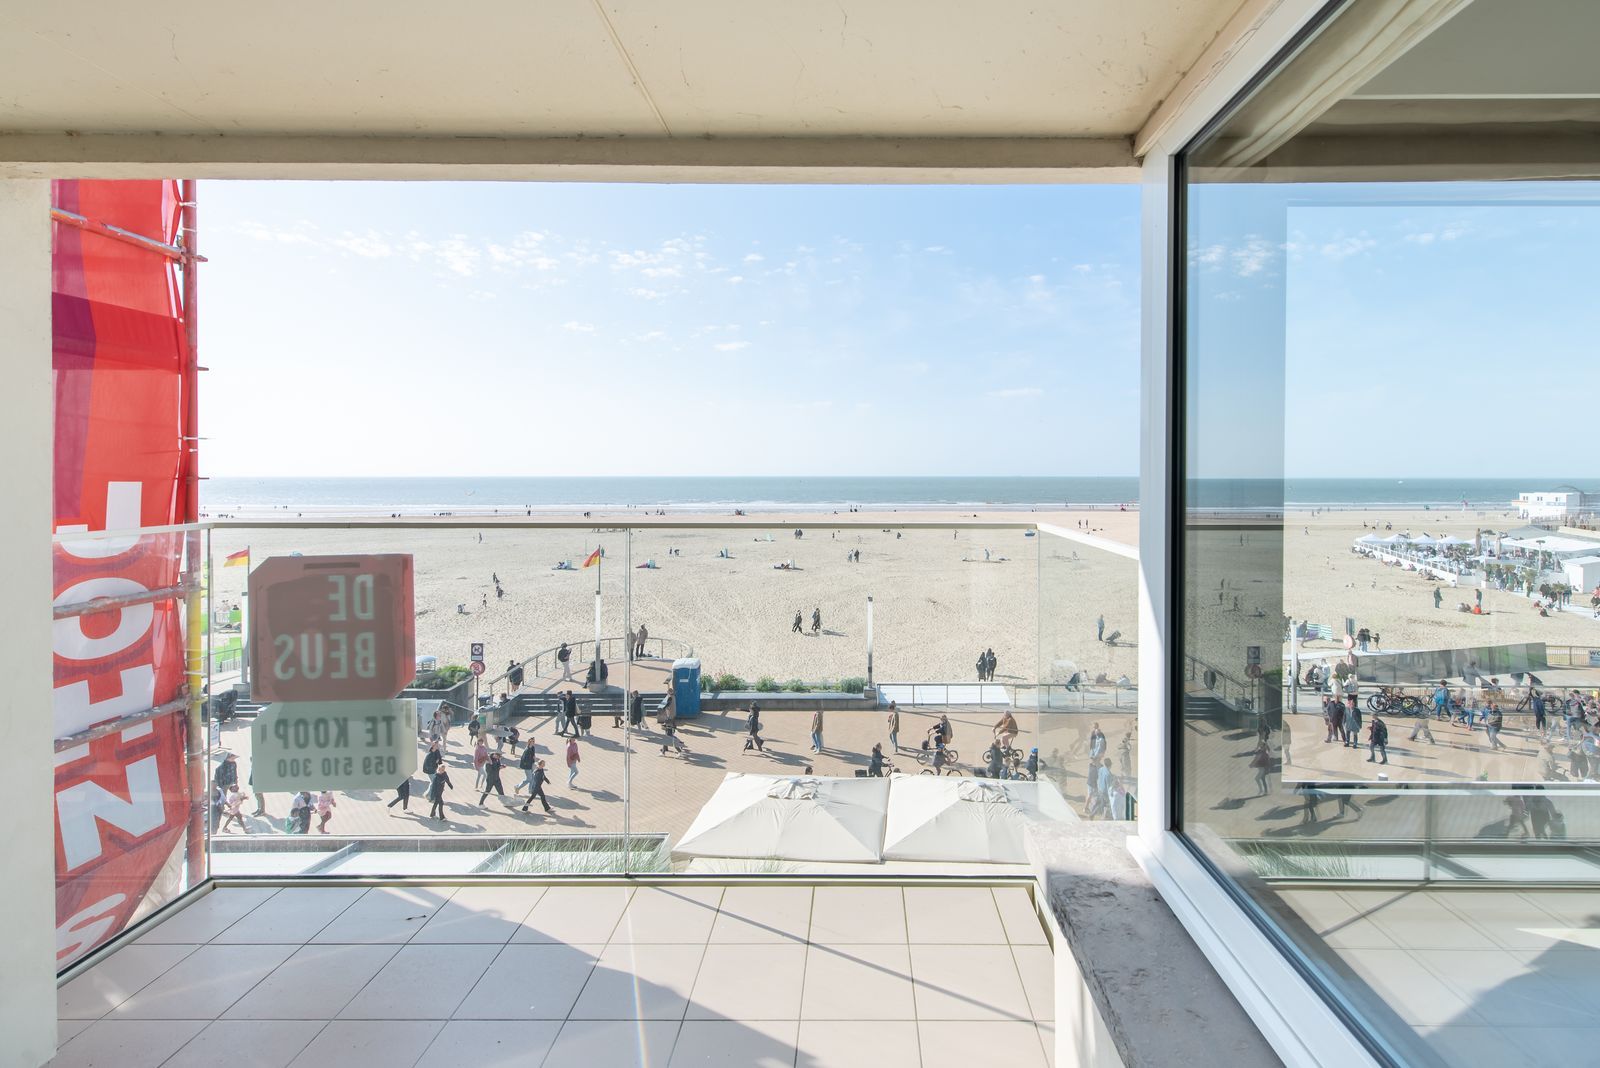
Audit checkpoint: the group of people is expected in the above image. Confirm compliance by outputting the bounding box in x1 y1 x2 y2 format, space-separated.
792 607 823 635
975 647 998 681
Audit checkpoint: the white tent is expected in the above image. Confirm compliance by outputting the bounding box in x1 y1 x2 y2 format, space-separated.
673 773 889 862
1378 534 1409 545
1411 533 1437 545
1356 533 1384 545
1436 535 1473 547
881 776 1074 864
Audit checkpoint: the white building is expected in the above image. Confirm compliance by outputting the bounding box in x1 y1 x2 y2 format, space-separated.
1516 489 1595 521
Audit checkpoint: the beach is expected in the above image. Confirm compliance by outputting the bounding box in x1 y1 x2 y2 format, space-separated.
209 508 1142 691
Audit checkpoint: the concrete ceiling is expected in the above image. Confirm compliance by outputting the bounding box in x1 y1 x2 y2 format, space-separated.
0 0 1252 178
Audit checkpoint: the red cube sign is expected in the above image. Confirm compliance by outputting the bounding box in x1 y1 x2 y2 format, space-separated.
248 554 415 702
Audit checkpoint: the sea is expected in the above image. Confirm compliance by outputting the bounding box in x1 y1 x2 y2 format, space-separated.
200 476 1597 516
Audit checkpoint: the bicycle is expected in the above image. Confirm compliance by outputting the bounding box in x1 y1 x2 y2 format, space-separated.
915 746 963 774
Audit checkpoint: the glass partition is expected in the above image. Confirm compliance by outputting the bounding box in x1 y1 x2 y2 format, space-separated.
1036 527 1139 819
53 523 210 968
203 521 1074 878
1178 0 1600 1062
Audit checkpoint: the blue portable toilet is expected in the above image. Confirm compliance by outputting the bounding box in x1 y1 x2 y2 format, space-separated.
672 658 703 718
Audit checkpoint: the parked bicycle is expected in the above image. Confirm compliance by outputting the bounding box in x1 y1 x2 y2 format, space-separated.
1366 686 1425 716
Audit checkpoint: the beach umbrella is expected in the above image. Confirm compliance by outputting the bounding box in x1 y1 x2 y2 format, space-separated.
881 776 1074 864
1437 535 1473 547
673 772 889 862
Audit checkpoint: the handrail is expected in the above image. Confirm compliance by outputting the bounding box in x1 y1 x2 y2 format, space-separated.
486 635 696 692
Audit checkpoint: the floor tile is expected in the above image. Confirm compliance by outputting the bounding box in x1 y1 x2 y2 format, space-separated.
610 885 724 944
112 943 297 1019
136 887 280 944
312 886 457 944
1320 917 1399 951
687 943 807 1020
288 1019 443 1068
213 887 365 944
453 943 602 1020
546 1020 680 1068
338 943 500 1019
1340 948 1482 1027
225 943 399 1019
904 887 1007 945
411 885 544 944
992 887 1048 946
1011 945 1054 1022
58 943 199 1020
569 942 707 1020
708 886 813 943
917 1021 1047 1068
1277 888 1361 933
1416 1023 1556 1068
418 1020 562 1067
56 1020 93 1044
47 1019 209 1068
514 885 633 944
809 886 906 944
1518 891 1600 929
670 1019 798 1067
164 1020 327 1068
793 1020 919 1068
1037 1022 1056 1068
800 943 916 1020
1415 948 1600 1028
909 945 1033 1022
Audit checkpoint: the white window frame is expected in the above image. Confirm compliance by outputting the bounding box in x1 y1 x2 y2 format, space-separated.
1134 1 1385 1065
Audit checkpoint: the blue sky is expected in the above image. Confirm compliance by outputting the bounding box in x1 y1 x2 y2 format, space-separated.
1187 181 1600 480
200 182 1140 477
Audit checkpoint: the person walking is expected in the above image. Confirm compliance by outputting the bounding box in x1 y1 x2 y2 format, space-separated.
1096 615 1105 642
423 741 443 777
793 610 804 635
1409 706 1435 744
316 790 337 833
985 648 998 682
558 641 573 680
886 700 900 752
659 689 685 755
387 777 412 812
220 785 248 832
1367 717 1389 764
521 759 552 814
479 751 506 805
744 702 765 752
473 737 490 788
564 735 582 787
1433 586 1443 609
811 607 822 635
560 689 579 737
1486 703 1507 750
518 739 539 792
1249 742 1271 797
810 708 824 753
636 623 649 659
625 627 637 663
628 689 644 729
428 767 453 820
976 650 988 682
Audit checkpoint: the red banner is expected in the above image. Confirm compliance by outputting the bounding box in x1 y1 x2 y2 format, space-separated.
51 179 193 967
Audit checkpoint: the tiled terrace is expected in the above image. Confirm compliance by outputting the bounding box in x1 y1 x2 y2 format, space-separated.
52 882 1055 1068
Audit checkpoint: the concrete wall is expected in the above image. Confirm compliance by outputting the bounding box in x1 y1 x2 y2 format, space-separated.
0 179 58 1067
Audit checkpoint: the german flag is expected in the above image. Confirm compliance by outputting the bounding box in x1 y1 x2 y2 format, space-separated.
581 547 602 569
223 548 250 568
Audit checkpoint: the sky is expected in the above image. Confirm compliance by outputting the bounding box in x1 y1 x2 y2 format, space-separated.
200 182 1141 478
1186 181 1600 480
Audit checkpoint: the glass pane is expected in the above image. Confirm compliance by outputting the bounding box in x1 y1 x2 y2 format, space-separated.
1178 0 1600 1062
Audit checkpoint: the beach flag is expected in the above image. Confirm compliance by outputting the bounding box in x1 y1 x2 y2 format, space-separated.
581 547 602 569
223 548 250 567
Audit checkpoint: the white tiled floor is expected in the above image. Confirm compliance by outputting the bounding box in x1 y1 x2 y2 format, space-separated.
1278 886 1600 1063
52 882 1053 1068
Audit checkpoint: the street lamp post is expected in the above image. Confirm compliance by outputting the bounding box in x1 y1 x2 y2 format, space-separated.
866 595 874 686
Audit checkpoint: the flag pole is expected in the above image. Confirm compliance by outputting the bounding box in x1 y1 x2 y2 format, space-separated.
240 547 251 690
593 546 603 681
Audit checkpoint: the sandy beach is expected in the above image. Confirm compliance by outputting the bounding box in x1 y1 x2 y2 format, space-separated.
208 509 1142 691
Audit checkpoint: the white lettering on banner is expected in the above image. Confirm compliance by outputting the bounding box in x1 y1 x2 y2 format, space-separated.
272 631 378 683
56 893 128 963
57 755 165 870
326 573 376 622
55 481 144 559
53 577 155 660
53 664 157 739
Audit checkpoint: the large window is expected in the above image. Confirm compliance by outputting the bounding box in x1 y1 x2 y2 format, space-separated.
1177 0 1600 1063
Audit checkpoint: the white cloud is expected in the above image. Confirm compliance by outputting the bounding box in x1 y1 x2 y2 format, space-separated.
642 265 683 278
629 287 667 301
743 252 765 263
1318 234 1377 261
333 231 394 258
890 360 931 375
562 321 596 333
727 275 745 284
714 340 750 352
986 387 1043 399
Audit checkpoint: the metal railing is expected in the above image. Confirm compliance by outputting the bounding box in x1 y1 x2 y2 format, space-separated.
487 635 696 692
